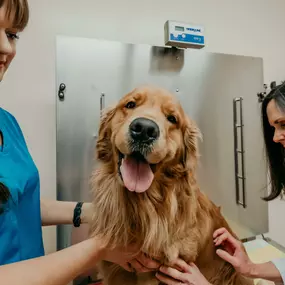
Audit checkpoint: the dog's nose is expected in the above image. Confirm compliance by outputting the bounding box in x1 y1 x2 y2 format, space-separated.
130 118 160 143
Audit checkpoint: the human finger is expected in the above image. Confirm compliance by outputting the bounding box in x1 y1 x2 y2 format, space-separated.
216 249 238 267
213 227 228 239
214 232 230 246
136 253 160 269
156 272 185 285
188 262 198 270
129 259 149 273
159 265 186 281
214 231 241 249
171 258 192 273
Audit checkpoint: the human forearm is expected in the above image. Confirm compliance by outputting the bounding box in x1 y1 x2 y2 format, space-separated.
41 199 92 226
248 261 283 283
0 238 104 285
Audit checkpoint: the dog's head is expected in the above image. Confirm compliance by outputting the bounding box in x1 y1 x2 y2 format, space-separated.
96 86 201 193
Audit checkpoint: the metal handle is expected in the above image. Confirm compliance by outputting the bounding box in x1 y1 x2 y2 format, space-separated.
94 93 106 138
233 97 246 208
100 93 105 117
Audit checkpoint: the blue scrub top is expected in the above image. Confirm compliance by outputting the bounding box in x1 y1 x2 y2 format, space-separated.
0 108 44 265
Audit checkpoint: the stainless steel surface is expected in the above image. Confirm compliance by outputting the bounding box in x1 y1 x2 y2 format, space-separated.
56 37 269 269
100 93 105 116
233 97 246 208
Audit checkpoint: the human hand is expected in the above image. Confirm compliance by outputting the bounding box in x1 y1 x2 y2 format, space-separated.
102 244 160 273
156 258 211 285
213 227 254 277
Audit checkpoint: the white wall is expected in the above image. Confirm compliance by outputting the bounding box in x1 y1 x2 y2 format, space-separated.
1 0 285 254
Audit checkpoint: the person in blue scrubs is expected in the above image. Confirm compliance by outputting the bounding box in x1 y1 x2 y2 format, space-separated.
156 83 285 285
0 1 159 284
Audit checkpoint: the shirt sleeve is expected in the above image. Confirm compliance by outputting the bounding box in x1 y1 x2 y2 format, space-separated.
271 258 285 284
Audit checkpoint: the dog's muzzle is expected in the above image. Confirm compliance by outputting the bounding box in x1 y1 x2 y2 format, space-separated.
117 118 159 194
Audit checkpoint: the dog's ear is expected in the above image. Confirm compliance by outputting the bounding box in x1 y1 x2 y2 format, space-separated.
181 118 202 170
96 106 116 162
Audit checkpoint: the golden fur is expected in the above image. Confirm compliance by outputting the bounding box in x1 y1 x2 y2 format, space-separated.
89 86 254 285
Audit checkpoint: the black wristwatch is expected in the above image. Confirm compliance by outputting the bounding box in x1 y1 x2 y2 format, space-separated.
73 202 84 227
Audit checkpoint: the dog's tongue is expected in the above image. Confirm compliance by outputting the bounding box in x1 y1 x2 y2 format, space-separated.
120 156 154 193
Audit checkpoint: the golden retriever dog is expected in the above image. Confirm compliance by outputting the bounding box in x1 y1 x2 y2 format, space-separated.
89 86 254 285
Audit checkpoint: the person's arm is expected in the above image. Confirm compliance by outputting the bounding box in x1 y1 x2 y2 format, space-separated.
271 258 285 284
0 237 104 285
249 260 284 283
0 237 161 285
41 199 93 226
214 228 283 283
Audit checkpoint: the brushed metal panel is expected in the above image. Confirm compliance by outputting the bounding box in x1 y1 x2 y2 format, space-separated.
56 36 268 256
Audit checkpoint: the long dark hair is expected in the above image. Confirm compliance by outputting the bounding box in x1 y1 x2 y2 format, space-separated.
262 82 285 201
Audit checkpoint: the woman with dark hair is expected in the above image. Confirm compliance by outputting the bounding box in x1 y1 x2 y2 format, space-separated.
262 82 285 201
0 1 158 284
158 83 285 285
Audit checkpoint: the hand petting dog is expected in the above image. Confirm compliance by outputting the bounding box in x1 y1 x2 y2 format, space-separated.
156 258 211 285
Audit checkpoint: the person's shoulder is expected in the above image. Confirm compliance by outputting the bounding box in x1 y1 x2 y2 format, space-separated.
0 107 19 123
0 107 24 134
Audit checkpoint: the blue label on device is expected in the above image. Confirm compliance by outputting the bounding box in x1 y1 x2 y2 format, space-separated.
170 33 204 44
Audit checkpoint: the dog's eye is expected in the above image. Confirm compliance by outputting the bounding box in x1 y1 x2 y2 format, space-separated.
125 101 136 109
167 115 177 124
